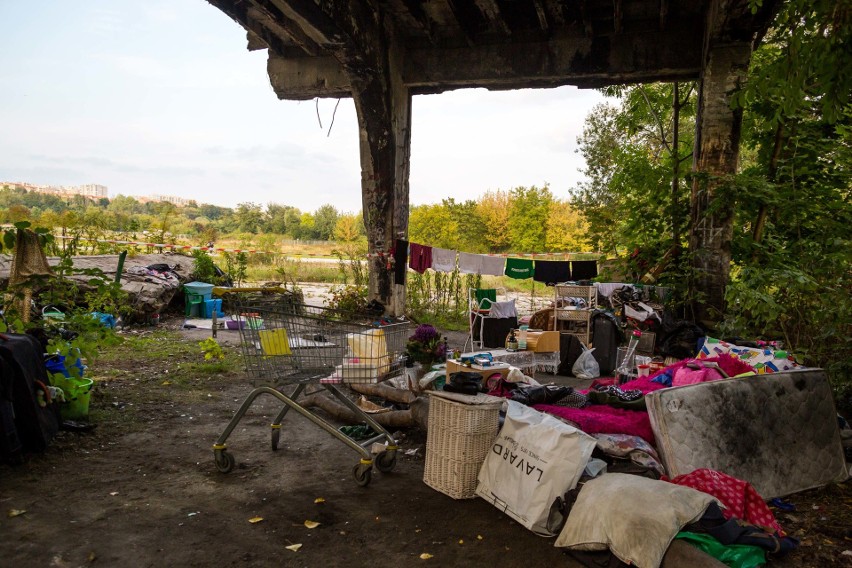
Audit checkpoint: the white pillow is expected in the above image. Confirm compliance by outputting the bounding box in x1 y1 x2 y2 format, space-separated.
488 299 517 319
554 473 715 568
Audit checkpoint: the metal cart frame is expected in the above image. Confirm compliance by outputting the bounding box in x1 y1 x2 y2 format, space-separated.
211 288 411 486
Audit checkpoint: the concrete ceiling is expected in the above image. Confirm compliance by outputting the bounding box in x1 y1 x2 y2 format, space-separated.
208 0 778 99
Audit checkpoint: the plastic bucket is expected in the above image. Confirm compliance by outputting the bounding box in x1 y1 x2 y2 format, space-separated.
226 319 245 330
53 376 94 419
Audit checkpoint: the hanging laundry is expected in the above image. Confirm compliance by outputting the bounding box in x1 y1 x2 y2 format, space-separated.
480 255 505 276
431 247 457 272
571 260 598 281
408 243 433 273
533 260 570 285
458 252 482 274
474 288 498 309
504 258 533 279
393 239 408 285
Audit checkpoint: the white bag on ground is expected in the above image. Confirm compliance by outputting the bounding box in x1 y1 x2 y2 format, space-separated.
572 346 600 379
475 401 597 536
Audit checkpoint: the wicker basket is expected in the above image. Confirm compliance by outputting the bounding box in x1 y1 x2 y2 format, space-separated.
555 285 596 300
423 392 502 499
555 308 592 321
424 453 489 500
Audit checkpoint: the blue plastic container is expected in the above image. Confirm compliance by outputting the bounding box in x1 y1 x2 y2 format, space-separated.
203 298 225 319
45 355 85 379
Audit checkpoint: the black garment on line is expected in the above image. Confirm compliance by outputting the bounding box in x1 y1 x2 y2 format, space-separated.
393 239 408 285
570 260 598 281
533 260 571 285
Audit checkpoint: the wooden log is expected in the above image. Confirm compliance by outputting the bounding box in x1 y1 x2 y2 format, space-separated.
300 392 428 429
347 382 418 404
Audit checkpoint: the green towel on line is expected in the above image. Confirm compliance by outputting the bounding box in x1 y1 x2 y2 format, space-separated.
504 258 534 279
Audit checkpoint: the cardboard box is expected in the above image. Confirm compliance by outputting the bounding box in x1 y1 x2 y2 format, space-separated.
523 330 559 353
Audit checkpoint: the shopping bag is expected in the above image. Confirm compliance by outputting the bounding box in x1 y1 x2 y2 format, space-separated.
572 346 600 379
475 401 597 536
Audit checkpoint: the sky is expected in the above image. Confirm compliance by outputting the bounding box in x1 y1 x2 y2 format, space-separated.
0 0 607 213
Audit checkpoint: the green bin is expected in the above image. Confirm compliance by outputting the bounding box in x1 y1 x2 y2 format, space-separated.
53 376 94 420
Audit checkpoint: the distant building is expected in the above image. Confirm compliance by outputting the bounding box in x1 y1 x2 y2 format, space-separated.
74 184 108 198
151 194 191 207
0 181 108 199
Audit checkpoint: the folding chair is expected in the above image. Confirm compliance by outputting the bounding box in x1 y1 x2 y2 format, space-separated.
465 288 515 351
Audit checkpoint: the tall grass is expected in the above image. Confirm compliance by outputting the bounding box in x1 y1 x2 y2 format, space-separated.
405 269 481 330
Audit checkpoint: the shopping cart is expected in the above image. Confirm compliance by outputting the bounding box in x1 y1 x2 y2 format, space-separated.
211 288 412 486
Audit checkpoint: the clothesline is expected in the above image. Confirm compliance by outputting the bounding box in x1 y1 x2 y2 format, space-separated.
391 239 600 284
55 236 276 255
365 249 600 259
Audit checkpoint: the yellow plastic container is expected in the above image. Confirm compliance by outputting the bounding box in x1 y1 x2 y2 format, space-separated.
259 329 291 356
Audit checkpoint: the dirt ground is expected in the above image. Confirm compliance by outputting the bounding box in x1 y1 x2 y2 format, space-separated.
1 317 850 567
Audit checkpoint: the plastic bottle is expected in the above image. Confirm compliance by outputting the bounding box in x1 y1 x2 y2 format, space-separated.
506 329 518 351
518 325 528 350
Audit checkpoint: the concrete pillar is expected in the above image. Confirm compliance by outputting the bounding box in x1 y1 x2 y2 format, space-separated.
347 16 411 316
689 43 751 326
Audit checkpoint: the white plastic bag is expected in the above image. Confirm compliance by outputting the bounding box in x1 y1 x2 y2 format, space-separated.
572 346 600 379
476 401 597 536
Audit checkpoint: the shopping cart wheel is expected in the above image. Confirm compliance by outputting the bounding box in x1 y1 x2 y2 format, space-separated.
271 428 281 451
353 463 372 487
214 450 236 473
374 450 397 473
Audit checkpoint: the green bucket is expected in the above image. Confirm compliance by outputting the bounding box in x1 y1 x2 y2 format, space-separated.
53 377 94 420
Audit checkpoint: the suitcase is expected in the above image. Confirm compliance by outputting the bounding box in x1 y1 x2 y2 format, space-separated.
0 356 24 464
591 312 621 376
0 333 61 454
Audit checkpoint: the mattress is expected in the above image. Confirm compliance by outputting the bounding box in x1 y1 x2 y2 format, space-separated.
646 368 848 498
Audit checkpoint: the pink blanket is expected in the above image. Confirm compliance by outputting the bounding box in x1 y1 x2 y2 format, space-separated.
534 403 656 444
494 355 754 447
533 375 668 444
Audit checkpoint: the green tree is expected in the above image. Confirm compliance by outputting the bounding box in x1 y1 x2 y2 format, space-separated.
476 190 511 252
507 185 553 252
333 213 366 242
717 0 852 379
545 200 590 252
234 202 263 234
107 195 143 216
153 202 177 244
265 204 302 237
297 212 317 240
199 203 228 221
572 83 696 257
313 204 339 240
408 203 455 249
